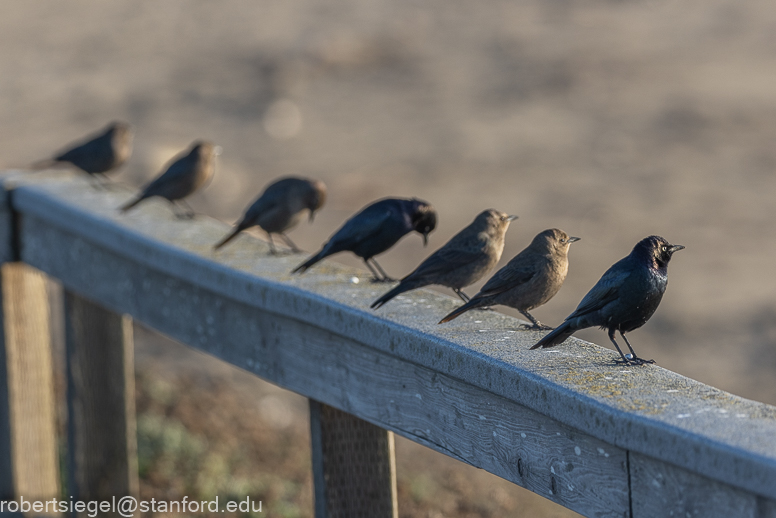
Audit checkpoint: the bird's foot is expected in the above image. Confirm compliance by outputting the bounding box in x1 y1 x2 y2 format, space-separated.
370 276 396 283
519 323 553 331
268 248 299 257
614 355 655 366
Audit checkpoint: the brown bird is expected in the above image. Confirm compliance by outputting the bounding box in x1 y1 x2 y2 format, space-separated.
214 177 327 254
439 229 579 328
371 209 517 309
120 140 218 217
32 121 133 185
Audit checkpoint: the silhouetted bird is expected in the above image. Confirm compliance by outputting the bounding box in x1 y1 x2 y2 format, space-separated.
439 228 579 329
531 235 684 365
32 121 133 184
371 209 517 309
120 141 218 217
214 177 327 254
293 198 437 281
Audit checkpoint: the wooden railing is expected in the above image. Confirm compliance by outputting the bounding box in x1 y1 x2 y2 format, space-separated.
0 171 775 518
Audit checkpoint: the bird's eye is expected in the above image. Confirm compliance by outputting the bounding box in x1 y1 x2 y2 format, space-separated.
661 246 667 252
560 238 566 243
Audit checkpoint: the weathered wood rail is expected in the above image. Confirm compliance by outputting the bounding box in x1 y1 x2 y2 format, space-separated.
0 170 775 517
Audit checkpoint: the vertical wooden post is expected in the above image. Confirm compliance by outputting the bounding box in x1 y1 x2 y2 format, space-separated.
64 291 138 504
309 400 398 518
0 263 60 502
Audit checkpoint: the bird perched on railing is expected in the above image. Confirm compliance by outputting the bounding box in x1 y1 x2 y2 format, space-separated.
31 121 133 185
292 198 437 281
120 140 218 218
214 177 327 254
531 235 684 365
371 209 517 309
439 228 579 329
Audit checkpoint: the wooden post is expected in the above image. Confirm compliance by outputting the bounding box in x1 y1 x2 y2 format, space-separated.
309 400 398 518
0 263 60 503
64 291 137 505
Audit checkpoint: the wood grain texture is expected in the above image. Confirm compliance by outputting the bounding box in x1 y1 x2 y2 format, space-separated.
0 263 59 501
630 452 776 518
29 224 629 517
310 401 398 518
65 291 138 506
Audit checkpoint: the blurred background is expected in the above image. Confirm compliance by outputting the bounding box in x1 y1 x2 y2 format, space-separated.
3 0 776 516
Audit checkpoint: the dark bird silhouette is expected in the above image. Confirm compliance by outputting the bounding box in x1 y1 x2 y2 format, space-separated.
292 198 437 281
32 121 133 185
120 140 218 217
371 209 517 309
214 177 327 254
439 228 579 329
531 235 684 365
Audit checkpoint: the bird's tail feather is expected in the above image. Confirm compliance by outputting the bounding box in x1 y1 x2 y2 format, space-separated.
292 250 326 274
371 282 417 310
120 196 143 212
214 227 242 250
29 159 59 171
530 321 574 349
438 298 486 324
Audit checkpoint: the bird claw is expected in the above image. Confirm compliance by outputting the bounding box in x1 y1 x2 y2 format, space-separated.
268 248 301 257
519 323 553 331
614 356 655 366
370 277 397 284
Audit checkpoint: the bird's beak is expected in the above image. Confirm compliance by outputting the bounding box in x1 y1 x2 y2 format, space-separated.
668 244 685 254
422 233 429 246
568 236 581 243
506 215 518 222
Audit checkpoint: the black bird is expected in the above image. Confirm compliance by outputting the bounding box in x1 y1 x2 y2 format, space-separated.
214 177 327 254
531 235 684 365
120 140 218 217
292 198 437 281
371 209 517 309
32 121 133 185
439 228 579 329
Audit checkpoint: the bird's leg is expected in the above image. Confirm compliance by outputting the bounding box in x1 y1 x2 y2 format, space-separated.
453 289 470 303
174 199 196 219
609 328 633 365
267 234 279 255
519 310 553 330
88 173 109 191
369 258 396 283
364 259 386 282
280 233 302 254
621 333 655 365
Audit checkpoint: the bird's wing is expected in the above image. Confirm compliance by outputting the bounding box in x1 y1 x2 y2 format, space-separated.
327 208 394 249
476 260 538 297
566 267 631 319
244 194 280 222
56 141 92 163
407 244 485 280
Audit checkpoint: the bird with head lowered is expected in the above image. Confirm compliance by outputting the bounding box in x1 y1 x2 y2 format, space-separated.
292 197 437 282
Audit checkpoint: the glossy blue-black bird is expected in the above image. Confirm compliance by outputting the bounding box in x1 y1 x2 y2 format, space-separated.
292 198 437 281
531 235 684 365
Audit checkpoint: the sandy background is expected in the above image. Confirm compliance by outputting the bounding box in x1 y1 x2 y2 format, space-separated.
2 1 776 516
